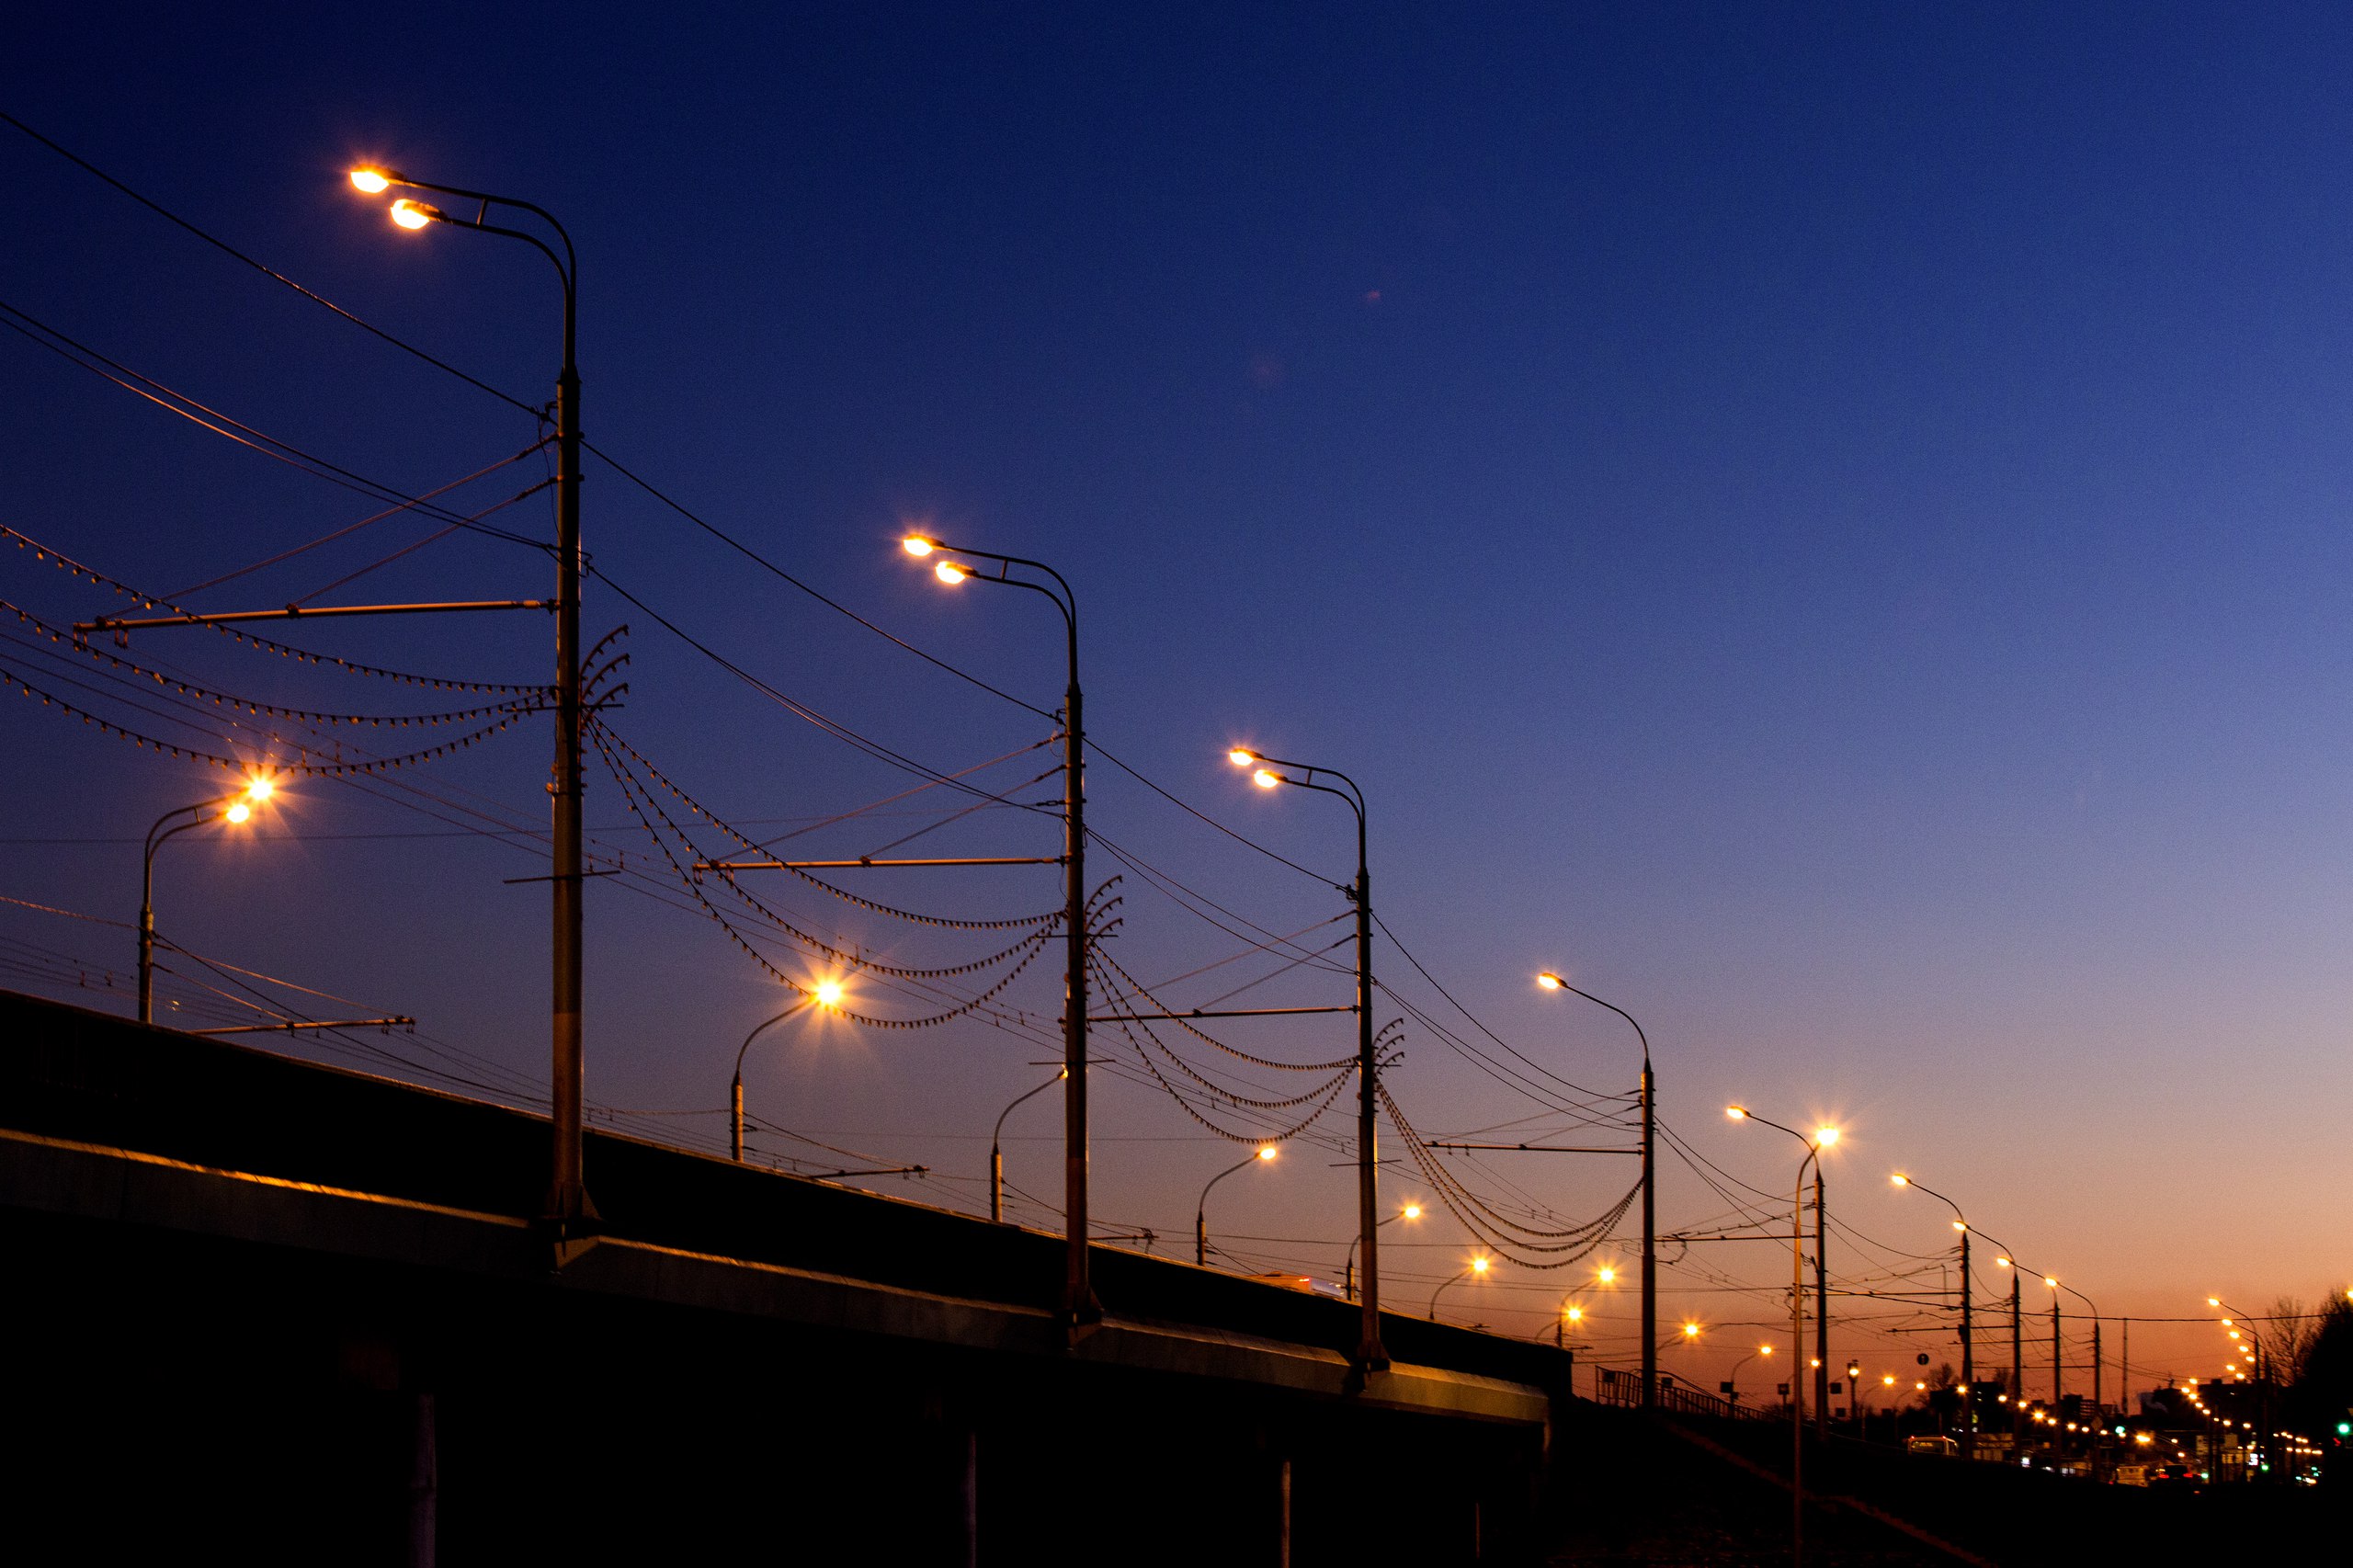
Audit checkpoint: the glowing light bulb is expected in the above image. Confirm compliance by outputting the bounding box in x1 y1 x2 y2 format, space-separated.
1471 1257 1489 1275
389 199 439 230
814 981 844 1006
1227 748 1256 767
1256 1146 1276 1162
1252 769 1279 789
244 776 274 801
902 536 935 556
223 801 252 824
1597 1266 1617 1285
934 561 968 585
1401 1203 1422 1220
1890 1173 1909 1187
1724 1106 1747 1120
1536 971 1564 990
1814 1126 1839 1147
348 169 391 193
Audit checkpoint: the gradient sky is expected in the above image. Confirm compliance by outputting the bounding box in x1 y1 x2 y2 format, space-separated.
5 4 2349 1395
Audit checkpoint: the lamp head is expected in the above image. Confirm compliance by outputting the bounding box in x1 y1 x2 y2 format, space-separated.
1759 1345 1771 1357
2208 1297 2222 1308
1683 1323 1699 1339
1471 1256 1489 1275
1596 1265 1616 1285
1995 1256 2012 1268
901 536 936 557
813 980 845 1007
1536 971 1564 990
223 801 252 824
1227 748 1257 767
347 168 392 194
1724 1105 1747 1121
1952 1220 1967 1232
1256 1145 1276 1162
1564 1305 1582 1323
934 560 969 585
1401 1203 1422 1220
2043 1277 2058 1290
1252 768 1280 789
244 775 275 802
1814 1126 1839 1147
1890 1173 1909 1187
389 199 442 231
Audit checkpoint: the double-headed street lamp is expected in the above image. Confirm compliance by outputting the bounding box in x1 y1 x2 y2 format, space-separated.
1534 971 1655 1406
1890 1173 1975 1444
1727 1105 1836 1568
729 982 844 1162
1229 744 1386 1371
904 534 1093 1329
139 776 276 1023
1196 1145 1277 1266
348 165 591 1236
1428 1256 1490 1321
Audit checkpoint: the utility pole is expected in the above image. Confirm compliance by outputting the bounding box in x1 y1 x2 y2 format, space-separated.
1813 1165 1828 1437
2010 1273 2022 1436
2051 1291 2063 1407
1641 1055 1656 1408
1958 1225 1973 1446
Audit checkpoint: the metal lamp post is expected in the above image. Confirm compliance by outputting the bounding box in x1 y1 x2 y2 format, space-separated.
903 536 1092 1331
1428 1256 1490 1321
1343 1202 1421 1301
1230 746 1385 1372
728 983 841 1161
989 1069 1064 1222
2210 1297 2271 1478
1891 1173 1974 1450
1728 1106 1834 1568
1533 971 1655 1407
138 776 274 1023
347 165 590 1237
1195 1146 1276 1266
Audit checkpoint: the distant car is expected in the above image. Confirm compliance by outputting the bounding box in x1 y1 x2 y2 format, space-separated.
2148 1462 2198 1487
1905 1437 1959 1458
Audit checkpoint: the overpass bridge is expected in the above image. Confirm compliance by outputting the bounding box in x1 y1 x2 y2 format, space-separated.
0 990 1572 1564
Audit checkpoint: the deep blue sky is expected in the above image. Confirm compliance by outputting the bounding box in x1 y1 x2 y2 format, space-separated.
5 4 2349 1386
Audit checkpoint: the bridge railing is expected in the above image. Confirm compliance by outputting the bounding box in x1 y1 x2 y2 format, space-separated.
1592 1368 1770 1420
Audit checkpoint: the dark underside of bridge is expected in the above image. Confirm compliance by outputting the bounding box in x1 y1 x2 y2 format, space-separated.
0 991 1572 1566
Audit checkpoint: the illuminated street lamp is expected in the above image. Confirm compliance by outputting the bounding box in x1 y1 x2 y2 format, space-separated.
989 1068 1065 1223
1342 1201 1422 1301
1196 1146 1278 1267
1534 970 1656 1405
729 981 844 1162
1727 1105 1836 1568
1727 1344 1773 1407
1428 1255 1491 1321
905 533 1092 1331
2208 1295 2277 1478
1230 744 1386 1371
139 775 276 1024
1891 1172 1976 1447
347 163 591 1237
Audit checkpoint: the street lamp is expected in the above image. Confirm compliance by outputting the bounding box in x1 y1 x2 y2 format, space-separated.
1428 1256 1491 1321
989 1068 1065 1223
1196 1146 1277 1267
1557 1301 1588 1351
1342 1201 1421 1301
139 775 276 1023
729 981 844 1161
1230 744 1385 1371
1891 1172 1975 1448
2209 1296 2275 1477
1727 1104 1835 1568
1534 970 1656 1406
347 164 591 1238
1727 1344 1773 1407
905 533 1093 1332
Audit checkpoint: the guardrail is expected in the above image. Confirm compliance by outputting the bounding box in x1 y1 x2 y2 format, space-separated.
1593 1368 1770 1420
